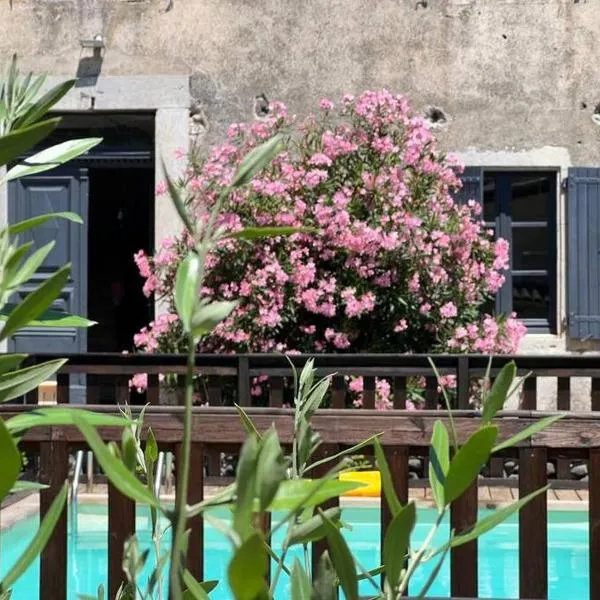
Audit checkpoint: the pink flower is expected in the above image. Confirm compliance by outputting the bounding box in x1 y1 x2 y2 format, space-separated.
440 302 458 318
419 303 431 316
394 319 408 332
129 373 148 393
155 181 168 196
319 98 334 111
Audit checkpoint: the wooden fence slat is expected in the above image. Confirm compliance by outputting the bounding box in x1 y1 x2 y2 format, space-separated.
380 446 409 591
108 481 136 599
237 356 251 406
425 376 437 409
147 373 160 405
206 376 222 476
456 356 470 409
489 457 504 478
393 376 406 409
363 376 375 409
269 376 284 408
557 377 570 411
39 441 68 600
57 373 70 404
332 376 345 409
207 376 222 405
187 442 204 581
521 377 537 410
311 444 340 587
592 378 600 411
450 481 478 597
115 375 130 405
519 447 547 599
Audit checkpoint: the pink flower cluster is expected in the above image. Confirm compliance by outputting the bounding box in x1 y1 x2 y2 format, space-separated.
132 90 526 398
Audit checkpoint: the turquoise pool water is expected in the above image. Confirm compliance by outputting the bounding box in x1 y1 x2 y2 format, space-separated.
0 504 588 599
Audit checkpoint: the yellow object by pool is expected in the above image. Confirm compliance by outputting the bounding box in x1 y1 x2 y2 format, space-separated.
339 471 381 497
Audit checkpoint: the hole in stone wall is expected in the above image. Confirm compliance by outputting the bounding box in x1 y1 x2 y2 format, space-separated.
424 106 447 126
581 101 588 110
415 0 428 8
254 94 270 118
502 33 508 39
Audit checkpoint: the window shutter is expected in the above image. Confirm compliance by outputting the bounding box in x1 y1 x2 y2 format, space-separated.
453 166 483 206
567 167 600 339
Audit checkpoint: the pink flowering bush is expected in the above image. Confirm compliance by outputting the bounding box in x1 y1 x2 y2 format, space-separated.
133 90 526 403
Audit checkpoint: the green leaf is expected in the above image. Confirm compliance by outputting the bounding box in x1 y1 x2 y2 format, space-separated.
319 508 358 600
182 569 210 600
444 426 497 505
145 427 158 463
7 211 82 236
481 361 516 424
227 533 268 600
492 415 564 453
449 485 550 549
383 501 416 591
415 536 451 599
305 433 382 474
9 242 55 288
288 507 342 546
0 483 67 591
374 437 402 517
312 553 337 600
6 407 131 435
300 376 331 421
255 429 286 511
191 300 238 338
0 118 60 168
162 162 196 236
14 79 75 129
10 480 48 493
0 354 26 375
0 359 66 403
73 414 159 508
0 305 95 328
291 558 312 600
231 134 282 188
429 420 449 514
2 138 101 184
267 479 365 511
233 435 259 539
234 403 262 441
174 254 200 331
121 428 138 473
0 419 20 501
0 264 71 341
226 226 313 240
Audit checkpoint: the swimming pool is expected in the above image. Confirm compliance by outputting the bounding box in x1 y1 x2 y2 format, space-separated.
0 504 588 599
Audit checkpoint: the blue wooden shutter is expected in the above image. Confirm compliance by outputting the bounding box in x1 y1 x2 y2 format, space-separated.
453 166 483 207
567 167 600 339
8 166 89 354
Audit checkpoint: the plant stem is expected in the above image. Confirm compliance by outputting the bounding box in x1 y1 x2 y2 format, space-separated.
169 333 196 600
270 547 288 595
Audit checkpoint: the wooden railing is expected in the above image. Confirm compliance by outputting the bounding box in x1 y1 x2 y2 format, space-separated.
4 353 600 599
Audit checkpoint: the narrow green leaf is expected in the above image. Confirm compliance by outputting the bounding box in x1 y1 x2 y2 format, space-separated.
492 415 564 453
182 569 210 600
233 435 259 539
383 501 416 591
374 437 402 517
4 242 34 284
415 537 451 599
0 419 20 501
121 428 138 473
291 558 312 600
145 427 158 463
429 420 449 514
186 484 236 518
267 479 365 511
312 553 337 600
162 162 196 236
0 354 26 375
8 211 82 236
319 508 359 600
288 507 342 546
15 79 75 129
449 484 550 549
305 433 382 473
231 134 282 188
227 533 268 600
10 242 55 288
255 429 286 511
174 254 200 331
234 403 262 441
0 305 96 328
10 480 48 493
191 300 238 338
3 138 101 183
7 407 131 435
226 226 314 240
0 483 67 591
481 361 516 424
73 414 159 507
0 359 66 403
444 426 497 505
0 264 71 341
0 118 60 168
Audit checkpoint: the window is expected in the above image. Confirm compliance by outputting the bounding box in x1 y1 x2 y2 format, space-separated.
482 171 557 332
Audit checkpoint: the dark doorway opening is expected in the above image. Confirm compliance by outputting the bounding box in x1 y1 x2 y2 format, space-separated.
87 167 154 353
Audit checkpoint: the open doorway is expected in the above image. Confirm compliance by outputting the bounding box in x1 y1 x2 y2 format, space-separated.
87 167 154 353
